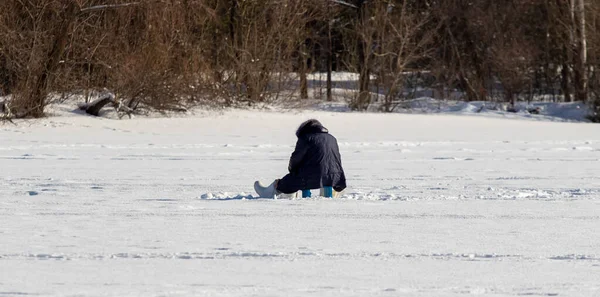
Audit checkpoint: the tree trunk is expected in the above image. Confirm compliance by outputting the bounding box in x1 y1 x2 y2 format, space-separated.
561 58 571 102
326 2 333 101
229 0 236 46
0 55 14 96
25 3 78 118
299 41 308 99
573 0 587 102
229 0 238 95
326 57 333 101
83 94 115 116
210 0 224 83
355 0 370 110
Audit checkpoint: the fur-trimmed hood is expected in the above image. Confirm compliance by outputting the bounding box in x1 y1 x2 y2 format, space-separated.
285 118 346 193
296 119 328 138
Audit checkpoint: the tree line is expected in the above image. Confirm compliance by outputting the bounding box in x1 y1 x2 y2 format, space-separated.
1 0 599 119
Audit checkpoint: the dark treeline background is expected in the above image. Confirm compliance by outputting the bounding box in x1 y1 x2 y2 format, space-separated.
1 0 599 119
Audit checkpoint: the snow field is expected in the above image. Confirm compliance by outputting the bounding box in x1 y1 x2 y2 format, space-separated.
1 109 600 296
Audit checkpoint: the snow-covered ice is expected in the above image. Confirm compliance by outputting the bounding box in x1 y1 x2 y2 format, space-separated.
1 108 600 296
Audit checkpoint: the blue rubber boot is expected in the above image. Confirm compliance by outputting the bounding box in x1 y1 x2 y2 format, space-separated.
322 186 333 198
302 189 312 198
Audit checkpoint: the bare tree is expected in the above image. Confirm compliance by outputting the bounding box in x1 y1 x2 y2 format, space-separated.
223 0 324 103
0 0 140 118
1 0 600 120
369 1 435 112
349 0 372 110
573 0 588 102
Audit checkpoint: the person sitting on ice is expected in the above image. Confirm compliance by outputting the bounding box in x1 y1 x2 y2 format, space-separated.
254 119 346 198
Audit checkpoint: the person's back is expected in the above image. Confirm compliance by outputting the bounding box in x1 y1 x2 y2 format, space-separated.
254 119 346 198
290 121 345 192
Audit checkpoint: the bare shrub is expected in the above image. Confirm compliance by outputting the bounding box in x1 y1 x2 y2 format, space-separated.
370 1 436 112
1 0 600 119
222 0 327 104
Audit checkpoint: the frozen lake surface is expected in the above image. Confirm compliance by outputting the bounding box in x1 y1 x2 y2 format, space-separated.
1 109 600 296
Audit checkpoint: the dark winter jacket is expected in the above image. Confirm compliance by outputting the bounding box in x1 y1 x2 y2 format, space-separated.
279 119 346 193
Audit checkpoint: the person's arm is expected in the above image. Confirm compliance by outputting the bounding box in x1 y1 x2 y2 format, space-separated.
288 138 308 173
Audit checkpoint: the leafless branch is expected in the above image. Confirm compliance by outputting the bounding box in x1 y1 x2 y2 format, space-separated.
79 3 140 14
330 0 357 9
